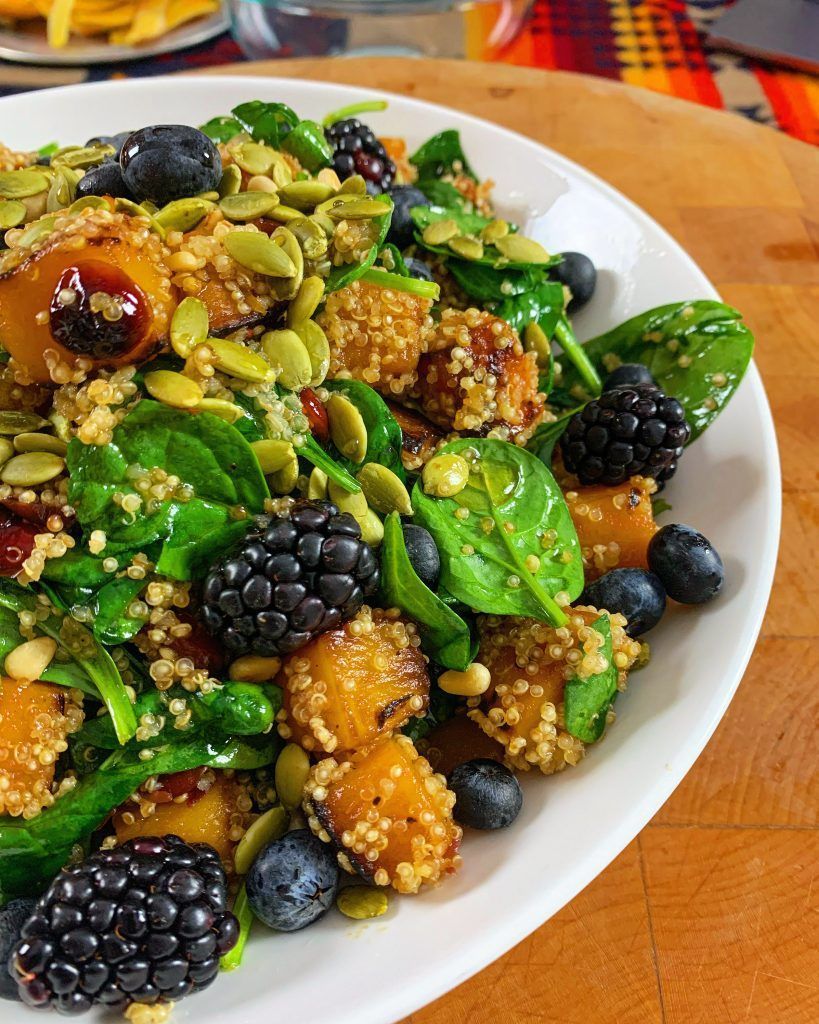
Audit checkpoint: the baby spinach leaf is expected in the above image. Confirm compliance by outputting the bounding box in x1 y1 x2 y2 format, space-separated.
563 614 617 743
380 513 475 671
526 410 579 470
0 605 95 695
199 115 243 143
410 129 476 181
378 243 411 276
411 439 583 626
414 179 467 210
555 301 755 440
652 497 673 517
494 279 565 336
326 195 393 293
298 434 362 494
231 100 299 148
40 549 123 590
91 577 147 646
323 379 406 481
449 261 545 303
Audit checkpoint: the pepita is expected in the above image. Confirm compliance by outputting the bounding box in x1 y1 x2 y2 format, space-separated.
144 370 202 409
115 197 166 239
218 191 280 222
314 193 361 216
154 197 214 233
0 452 65 486
278 180 336 211
0 439 14 466
449 235 484 261
170 296 209 359
523 321 551 369
0 411 50 436
207 337 275 383
336 887 389 921
288 218 329 260
264 204 304 223
292 320 330 387
422 452 470 498
15 215 57 249
196 191 220 203
269 445 299 495
218 164 242 198
422 218 459 246
261 329 313 390
223 231 297 278
52 144 114 170
328 478 368 516
307 466 328 500
327 393 368 464
275 743 311 810
196 398 245 424
21 190 47 222
316 167 342 190
310 211 335 237
4 636 58 682
337 174 367 197
48 410 72 443
233 806 289 876
325 198 389 221
358 507 385 547
66 195 110 216
251 439 296 474
246 174 278 194
269 154 294 188
481 218 510 243
287 276 326 327
0 169 50 200
0 200 26 230
356 463 413 516
232 141 277 176
13 432 68 456
267 227 303 301
494 233 551 264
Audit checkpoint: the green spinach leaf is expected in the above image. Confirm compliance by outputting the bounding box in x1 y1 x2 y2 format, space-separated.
411 439 583 626
323 379 405 480
0 605 95 695
91 577 147 646
494 279 565 336
563 614 617 743
326 196 393 293
380 513 475 671
410 129 476 181
414 179 467 210
526 409 581 469
449 262 545 303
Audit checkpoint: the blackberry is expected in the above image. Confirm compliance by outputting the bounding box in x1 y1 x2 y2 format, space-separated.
200 499 380 658
324 118 395 191
560 383 691 486
9 836 237 1013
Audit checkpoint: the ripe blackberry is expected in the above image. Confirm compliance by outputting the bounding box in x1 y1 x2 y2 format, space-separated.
9 835 237 1013
325 118 396 191
560 383 691 486
200 499 380 658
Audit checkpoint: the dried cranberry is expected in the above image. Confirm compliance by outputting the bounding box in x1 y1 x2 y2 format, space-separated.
49 260 152 360
1 499 74 531
153 768 208 807
301 387 329 443
0 511 38 577
169 610 225 676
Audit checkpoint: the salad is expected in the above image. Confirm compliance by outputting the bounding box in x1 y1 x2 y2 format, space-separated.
0 98 754 1017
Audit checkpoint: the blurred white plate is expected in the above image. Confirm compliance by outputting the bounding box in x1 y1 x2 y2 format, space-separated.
0 76 780 1024
0 8 228 65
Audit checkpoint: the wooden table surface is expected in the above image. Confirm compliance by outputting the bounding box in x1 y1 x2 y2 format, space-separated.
201 58 818 1024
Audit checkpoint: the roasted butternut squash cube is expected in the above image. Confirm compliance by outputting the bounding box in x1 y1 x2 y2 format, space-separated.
277 607 429 756
470 609 641 774
565 476 658 580
304 734 461 894
386 400 445 473
0 677 81 819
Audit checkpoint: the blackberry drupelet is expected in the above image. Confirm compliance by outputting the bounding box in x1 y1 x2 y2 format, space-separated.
9 836 237 1014
201 499 380 658
325 118 396 191
560 383 691 486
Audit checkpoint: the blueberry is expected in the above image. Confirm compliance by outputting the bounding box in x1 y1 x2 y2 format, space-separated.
449 759 523 830
74 162 134 201
387 185 429 249
404 257 434 282
246 829 339 932
551 251 597 313
1 897 35 1000
85 131 133 158
581 568 666 635
120 125 221 206
603 363 656 391
401 524 441 590
648 524 724 604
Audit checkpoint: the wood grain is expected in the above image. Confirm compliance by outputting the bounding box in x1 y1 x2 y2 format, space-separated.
197 58 818 1024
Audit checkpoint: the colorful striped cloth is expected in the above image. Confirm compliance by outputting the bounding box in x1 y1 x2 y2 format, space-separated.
0 0 817 146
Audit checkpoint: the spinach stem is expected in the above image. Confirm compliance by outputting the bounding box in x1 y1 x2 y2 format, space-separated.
322 100 388 126
221 884 253 971
361 267 440 301
554 317 602 397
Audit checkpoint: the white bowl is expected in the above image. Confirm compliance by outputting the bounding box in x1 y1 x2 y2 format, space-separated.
0 76 780 1024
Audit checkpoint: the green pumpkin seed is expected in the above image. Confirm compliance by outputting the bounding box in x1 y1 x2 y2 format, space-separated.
310 211 335 237
337 174 367 197
422 453 470 497
196 191 220 202
328 478 368 516
307 466 328 500
269 445 299 495
422 218 459 246
278 180 336 211
233 806 289 876
48 410 72 443
46 170 74 213
223 231 297 278
325 198 389 221
251 439 296 474
314 193 361 216
66 196 110 216
449 235 484 261
0 411 50 436
291 320 330 387
155 197 215 233
289 218 329 261
208 337 275 383
316 167 342 190
287 276 325 327
523 321 551 369
327 393 368 464
170 296 209 359
337 887 388 921
246 174 278 194
0 169 50 200
274 743 311 810
356 463 413 516
261 329 313 391
267 227 303 301
219 191 280 222
494 233 551 264
144 370 202 409
13 433 68 456
264 204 303 224
196 398 245 424
52 144 114 170
358 507 384 547
115 198 166 239
481 219 510 243
218 164 242 198
269 154 293 188
1 452 65 486
0 439 15 467
22 191 48 223
15 215 57 249
0 200 26 230
140 200 160 216
232 141 277 176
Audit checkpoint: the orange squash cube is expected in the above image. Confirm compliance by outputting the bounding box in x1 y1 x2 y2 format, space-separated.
421 713 505 778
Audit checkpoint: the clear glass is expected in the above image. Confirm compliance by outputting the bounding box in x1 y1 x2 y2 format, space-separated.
228 0 533 60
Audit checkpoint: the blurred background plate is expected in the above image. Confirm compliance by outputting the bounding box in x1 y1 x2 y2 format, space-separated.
0 6 229 65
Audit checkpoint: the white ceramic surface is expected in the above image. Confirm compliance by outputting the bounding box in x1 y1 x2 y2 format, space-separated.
0 76 780 1024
